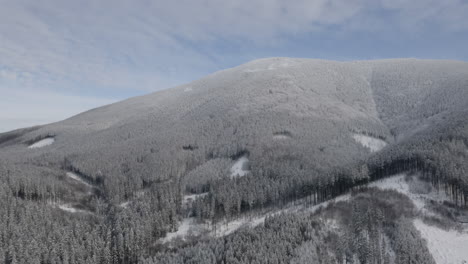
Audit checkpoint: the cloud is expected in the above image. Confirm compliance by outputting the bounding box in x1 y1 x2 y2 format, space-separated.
1 0 466 92
0 0 467 132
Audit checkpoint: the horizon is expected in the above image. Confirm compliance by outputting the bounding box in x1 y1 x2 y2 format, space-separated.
2 56 465 134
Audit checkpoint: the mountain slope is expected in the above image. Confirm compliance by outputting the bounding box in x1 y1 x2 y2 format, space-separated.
1 58 392 200
1 58 467 263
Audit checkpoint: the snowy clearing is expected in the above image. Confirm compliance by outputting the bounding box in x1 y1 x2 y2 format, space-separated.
352 134 387 152
28 137 55 148
160 218 205 244
66 172 92 187
371 174 468 263
230 156 250 178
184 87 193 92
369 174 450 212
414 219 468 264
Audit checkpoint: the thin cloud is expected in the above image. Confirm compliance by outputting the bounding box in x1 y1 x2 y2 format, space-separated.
0 0 467 132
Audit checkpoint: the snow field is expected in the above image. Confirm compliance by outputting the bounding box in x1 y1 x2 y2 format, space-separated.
414 219 468 264
28 137 55 148
160 218 206 244
230 155 250 178
369 174 450 212
352 134 387 152
371 174 468 264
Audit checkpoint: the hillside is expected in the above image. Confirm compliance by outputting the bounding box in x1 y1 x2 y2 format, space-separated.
1 58 468 263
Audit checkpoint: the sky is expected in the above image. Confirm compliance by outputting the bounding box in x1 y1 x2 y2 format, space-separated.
1 0 468 132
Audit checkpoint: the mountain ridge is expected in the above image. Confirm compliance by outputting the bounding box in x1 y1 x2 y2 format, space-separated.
1 57 468 263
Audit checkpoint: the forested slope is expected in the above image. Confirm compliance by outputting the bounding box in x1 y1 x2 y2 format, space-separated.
0 58 467 263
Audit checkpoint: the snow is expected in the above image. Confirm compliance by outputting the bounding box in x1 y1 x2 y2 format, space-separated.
28 137 55 148
352 134 387 152
66 172 92 187
243 58 296 72
50 202 90 214
211 193 351 237
58 204 80 213
159 190 352 243
184 87 193 92
371 174 468 263
369 174 450 212
160 218 204 244
273 134 291 140
183 192 208 206
230 156 250 178
119 190 147 208
414 219 468 264
119 201 130 208
160 173 458 246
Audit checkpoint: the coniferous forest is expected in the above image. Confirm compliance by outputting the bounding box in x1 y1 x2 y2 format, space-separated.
1 58 468 263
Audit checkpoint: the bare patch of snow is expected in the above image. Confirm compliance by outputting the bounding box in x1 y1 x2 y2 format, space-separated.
160 218 206 244
414 219 468 264
352 134 387 152
184 87 193 92
49 202 90 214
28 137 55 148
369 174 409 191
66 172 92 187
230 156 250 178
119 201 130 208
58 204 80 213
323 218 342 233
369 174 451 212
370 174 426 210
212 218 251 237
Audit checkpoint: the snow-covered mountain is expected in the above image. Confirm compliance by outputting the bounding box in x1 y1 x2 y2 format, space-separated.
1 58 467 263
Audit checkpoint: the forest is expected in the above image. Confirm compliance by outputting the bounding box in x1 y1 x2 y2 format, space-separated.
0 58 467 263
